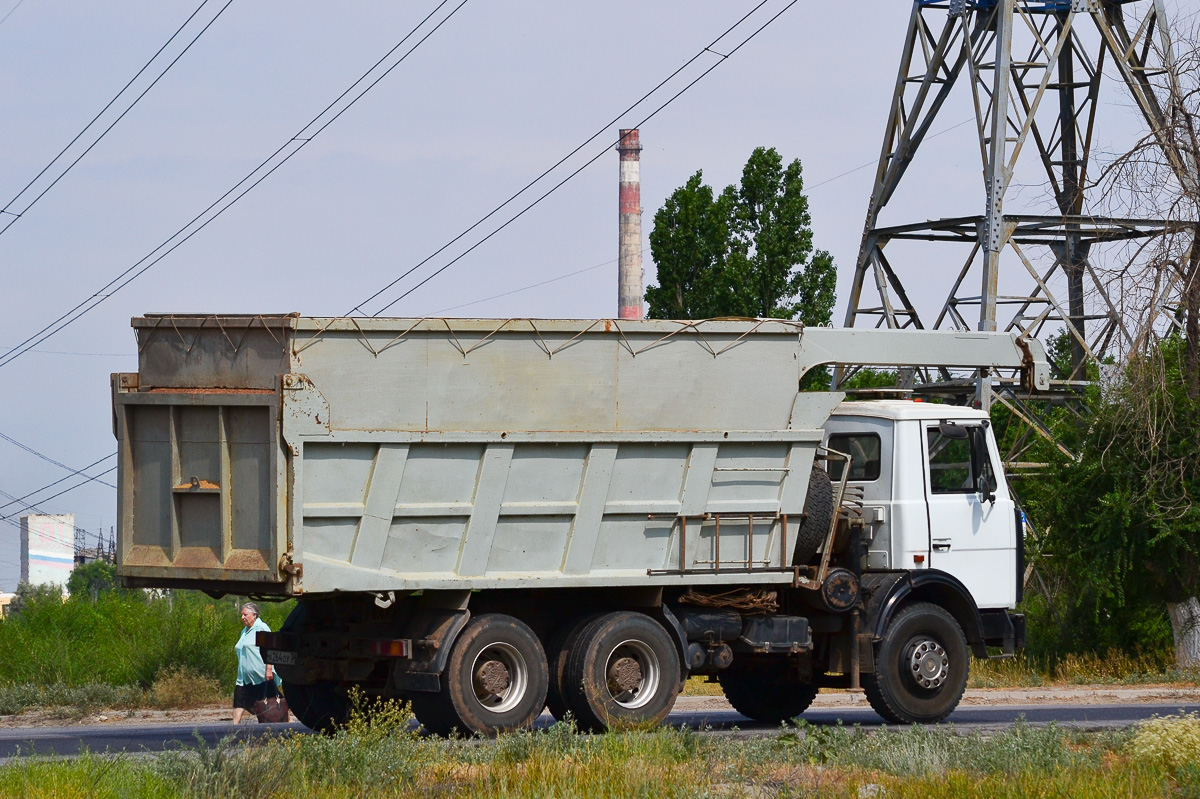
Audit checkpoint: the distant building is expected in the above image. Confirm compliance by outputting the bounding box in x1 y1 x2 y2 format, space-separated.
0 524 16 593
20 514 75 589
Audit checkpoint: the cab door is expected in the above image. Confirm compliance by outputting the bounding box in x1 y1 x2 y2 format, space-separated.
922 421 1016 608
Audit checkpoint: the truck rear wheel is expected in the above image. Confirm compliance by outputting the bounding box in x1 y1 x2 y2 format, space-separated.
545 614 602 723
863 602 968 724
562 611 680 732
793 467 833 565
718 657 818 724
411 613 548 736
283 680 352 734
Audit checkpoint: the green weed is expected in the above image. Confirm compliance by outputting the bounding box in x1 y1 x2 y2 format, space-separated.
0 591 292 695
0 683 146 716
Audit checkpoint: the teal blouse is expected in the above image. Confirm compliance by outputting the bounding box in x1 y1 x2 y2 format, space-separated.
235 617 282 687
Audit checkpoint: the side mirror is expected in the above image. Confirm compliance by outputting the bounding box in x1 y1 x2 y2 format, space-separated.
979 475 997 504
938 421 969 440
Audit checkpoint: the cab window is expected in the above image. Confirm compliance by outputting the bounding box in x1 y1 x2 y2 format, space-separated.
927 426 994 494
827 433 882 482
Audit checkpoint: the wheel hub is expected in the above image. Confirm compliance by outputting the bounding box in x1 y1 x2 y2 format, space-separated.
605 640 660 709
608 656 643 693
907 638 949 689
475 659 511 696
470 641 528 713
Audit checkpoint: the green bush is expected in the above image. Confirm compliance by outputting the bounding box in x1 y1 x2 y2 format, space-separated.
0 590 292 693
0 683 146 715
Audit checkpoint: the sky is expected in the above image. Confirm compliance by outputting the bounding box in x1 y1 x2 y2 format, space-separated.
0 0 1179 586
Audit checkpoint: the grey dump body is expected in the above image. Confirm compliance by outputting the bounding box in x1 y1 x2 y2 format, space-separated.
113 315 1048 596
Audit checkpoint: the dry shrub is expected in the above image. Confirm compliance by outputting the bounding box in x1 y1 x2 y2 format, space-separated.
1127 711 1200 771
682 676 724 696
1057 648 1173 684
151 666 222 709
970 655 1045 688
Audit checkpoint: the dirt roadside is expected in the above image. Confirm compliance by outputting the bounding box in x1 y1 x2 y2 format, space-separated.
2 685 1199 729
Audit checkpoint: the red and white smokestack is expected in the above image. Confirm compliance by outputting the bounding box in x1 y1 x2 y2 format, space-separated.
617 129 643 320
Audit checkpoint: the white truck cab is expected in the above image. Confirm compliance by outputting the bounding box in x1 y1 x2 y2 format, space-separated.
824 400 1020 610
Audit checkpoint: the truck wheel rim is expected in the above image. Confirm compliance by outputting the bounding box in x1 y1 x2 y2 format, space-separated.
906 637 949 690
605 639 660 709
471 642 528 714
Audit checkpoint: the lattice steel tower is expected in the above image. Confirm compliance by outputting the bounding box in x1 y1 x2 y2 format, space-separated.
842 0 1195 419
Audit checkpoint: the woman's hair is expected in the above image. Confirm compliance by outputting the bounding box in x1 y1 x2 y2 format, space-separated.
241 602 260 618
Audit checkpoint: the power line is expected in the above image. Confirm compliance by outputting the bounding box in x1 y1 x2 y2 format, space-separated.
421 123 980 318
370 0 801 315
0 467 118 525
0 433 116 489
805 117 976 192
0 452 117 512
0 0 233 238
0 488 98 542
425 258 616 316
0 348 131 357
0 0 470 372
0 0 25 29
421 125 978 318
348 0 777 317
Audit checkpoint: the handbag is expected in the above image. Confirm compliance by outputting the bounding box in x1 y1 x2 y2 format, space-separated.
253 682 289 723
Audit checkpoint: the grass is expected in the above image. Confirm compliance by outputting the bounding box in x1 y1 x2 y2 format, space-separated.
1 705 1197 798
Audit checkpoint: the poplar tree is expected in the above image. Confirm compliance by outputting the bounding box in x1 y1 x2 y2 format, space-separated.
646 147 835 325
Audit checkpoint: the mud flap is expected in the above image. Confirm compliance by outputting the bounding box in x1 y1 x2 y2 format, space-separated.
390 609 471 692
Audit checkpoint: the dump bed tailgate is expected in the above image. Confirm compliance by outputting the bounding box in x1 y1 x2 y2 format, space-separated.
113 315 296 591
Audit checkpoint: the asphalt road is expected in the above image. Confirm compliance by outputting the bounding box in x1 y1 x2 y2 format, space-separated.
3 699 1199 761
670 700 1200 735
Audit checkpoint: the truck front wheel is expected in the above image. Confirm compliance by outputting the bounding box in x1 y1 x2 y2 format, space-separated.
863 602 969 724
411 613 549 736
562 611 680 732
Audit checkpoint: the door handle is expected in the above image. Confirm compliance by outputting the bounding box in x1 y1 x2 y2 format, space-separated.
932 539 952 552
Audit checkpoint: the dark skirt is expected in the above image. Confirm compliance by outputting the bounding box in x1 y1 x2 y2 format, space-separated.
233 680 279 711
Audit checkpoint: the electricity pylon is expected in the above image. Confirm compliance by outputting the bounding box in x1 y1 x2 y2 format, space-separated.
842 0 1196 446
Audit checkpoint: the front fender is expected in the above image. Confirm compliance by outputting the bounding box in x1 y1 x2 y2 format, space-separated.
861 570 987 658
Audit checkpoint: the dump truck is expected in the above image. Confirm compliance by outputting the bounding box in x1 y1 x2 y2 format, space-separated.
112 315 1048 734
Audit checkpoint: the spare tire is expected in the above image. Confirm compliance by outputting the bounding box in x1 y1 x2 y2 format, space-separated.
792 466 834 565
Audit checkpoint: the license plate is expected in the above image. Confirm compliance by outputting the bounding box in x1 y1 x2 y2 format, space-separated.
263 649 297 666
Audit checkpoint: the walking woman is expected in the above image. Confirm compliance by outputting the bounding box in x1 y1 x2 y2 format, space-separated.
232 602 281 724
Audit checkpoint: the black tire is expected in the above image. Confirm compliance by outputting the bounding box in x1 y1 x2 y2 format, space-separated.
545 614 602 723
863 602 969 724
793 466 834 565
562 611 680 732
282 680 352 734
411 613 548 736
717 657 818 724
